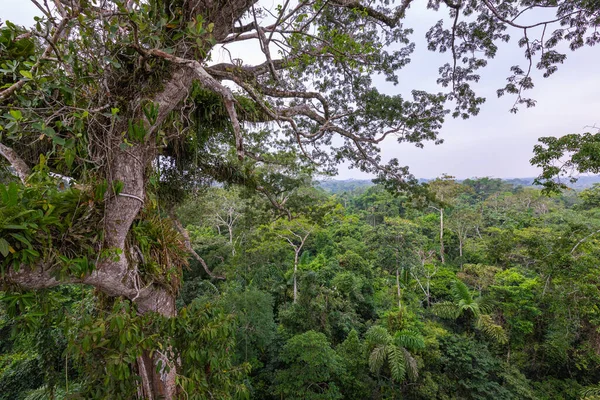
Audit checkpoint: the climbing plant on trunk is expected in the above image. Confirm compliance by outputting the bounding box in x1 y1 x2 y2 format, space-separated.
1 0 599 397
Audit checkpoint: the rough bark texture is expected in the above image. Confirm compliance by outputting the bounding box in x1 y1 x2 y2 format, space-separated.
1 0 262 397
0 143 31 183
5 66 196 398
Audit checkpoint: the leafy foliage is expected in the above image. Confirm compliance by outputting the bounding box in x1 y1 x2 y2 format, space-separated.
3 177 600 398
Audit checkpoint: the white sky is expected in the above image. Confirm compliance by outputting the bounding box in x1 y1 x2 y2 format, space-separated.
2 0 599 180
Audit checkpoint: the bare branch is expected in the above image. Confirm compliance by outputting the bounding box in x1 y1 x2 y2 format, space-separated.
480 0 582 30
171 217 226 280
571 228 600 255
330 0 414 28
0 142 31 183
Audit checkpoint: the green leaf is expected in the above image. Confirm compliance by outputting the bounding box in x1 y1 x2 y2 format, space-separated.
9 109 22 120
2 224 28 230
19 70 32 79
53 135 66 146
10 232 32 248
64 148 75 169
0 238 10 257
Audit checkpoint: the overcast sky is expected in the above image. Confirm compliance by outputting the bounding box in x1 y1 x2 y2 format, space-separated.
3 1 599 180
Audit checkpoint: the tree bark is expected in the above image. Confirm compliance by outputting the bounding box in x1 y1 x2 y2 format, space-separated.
136 289 177 400
1 0 263 396
439 207 445 263
396 268 402 311
293 250 299 303
4 66 196 399
0 143 30 184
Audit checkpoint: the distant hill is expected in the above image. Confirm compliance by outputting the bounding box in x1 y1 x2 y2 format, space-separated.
317 179 374 194
317 175 600 193
503 175 600 190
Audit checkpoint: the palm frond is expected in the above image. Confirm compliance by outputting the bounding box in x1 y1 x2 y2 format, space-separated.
403 347 419 382
369 344 388 375
387 345 406 383
432 301 459 319
581 385 600 399
452 280 473 303
476 296 496 315
23 385 75 400
477 314 508 344
395 330 425 351
459 301 481 318
366 325 392 347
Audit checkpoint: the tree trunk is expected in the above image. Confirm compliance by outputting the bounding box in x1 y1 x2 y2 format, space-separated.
293 251 299 303
439 207 445 263
5 67 195 398
137 289 177 399
396 268 402 311
1 0 268 396
228 224 235 256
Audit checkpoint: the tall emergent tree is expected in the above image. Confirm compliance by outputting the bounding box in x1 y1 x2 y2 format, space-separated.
1 0 598 397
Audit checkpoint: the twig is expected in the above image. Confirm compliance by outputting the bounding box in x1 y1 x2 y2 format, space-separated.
171 216 225 280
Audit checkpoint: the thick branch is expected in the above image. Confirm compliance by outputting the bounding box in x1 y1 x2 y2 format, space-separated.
4 259 172 315
141 48 245 159
257 186 293 220
0 142 31 183
330 0 413 27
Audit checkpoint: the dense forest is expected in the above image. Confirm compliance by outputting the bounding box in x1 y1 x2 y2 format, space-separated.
2 0 600 398
3 176 600 399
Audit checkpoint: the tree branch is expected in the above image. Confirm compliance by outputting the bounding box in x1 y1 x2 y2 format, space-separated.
171 217 226 280
0 142 31 183
330 0 413 28
140 48 245 159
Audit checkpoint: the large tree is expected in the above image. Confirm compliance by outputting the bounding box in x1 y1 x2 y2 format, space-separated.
1 0 598 397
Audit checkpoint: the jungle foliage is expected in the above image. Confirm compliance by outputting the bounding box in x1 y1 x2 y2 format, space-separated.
3 177 600 399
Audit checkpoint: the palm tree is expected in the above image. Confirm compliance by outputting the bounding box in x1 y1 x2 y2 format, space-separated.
365 326 425 383
433 280 508 344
